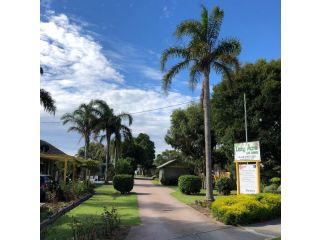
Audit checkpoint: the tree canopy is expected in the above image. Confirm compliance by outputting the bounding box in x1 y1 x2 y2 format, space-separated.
211 59 281 179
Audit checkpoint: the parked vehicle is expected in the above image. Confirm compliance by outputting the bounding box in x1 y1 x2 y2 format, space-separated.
40 175 54 202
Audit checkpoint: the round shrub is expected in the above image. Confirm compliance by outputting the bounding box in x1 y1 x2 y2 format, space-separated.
270 177 281 187
263 184 278 193
160 176 178 186
113 175 134 194
276 185 281 193
178 175 201 195
216 177 232 195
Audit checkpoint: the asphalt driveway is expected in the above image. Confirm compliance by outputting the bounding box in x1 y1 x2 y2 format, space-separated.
126 179 280 240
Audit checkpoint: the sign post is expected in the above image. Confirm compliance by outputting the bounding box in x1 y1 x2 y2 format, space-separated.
234 141 261 194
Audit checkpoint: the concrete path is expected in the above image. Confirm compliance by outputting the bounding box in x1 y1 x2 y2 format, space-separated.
126 179 280 240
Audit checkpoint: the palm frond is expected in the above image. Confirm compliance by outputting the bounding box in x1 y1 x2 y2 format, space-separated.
162 59 190 92
40 88 56 114
208 6 224 46
188 62 202 90
214 38 241 57
117 113 133 126
160 47 189 71
175 20 202 40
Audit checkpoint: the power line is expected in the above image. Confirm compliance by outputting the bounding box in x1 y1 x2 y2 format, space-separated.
41 98 199 123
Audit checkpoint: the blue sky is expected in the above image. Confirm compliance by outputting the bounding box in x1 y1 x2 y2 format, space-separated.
40 0 280 155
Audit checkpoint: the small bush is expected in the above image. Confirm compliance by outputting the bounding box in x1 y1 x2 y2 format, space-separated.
263 184 278 193
113 175 134 194
216 177 232 195
212 193 281 225
270 177 281 187
160 176 178 186
178 175 201 195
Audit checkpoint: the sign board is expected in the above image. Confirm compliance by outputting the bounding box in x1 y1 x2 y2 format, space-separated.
239 164 257 194
234 141 261 161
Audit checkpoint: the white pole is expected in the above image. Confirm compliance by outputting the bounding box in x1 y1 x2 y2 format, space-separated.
244 93 248 143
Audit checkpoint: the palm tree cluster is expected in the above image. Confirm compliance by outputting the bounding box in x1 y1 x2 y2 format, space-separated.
160 6 241 200
61 99 133 180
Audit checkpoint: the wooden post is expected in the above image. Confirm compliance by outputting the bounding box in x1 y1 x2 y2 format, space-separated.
64 159 67 183
256 161 261 193
236 161 240 195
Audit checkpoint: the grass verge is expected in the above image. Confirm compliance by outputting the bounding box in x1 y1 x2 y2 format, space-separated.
169 186 236 204
42 184 140 239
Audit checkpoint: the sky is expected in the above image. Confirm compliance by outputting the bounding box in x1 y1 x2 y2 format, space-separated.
40 0 280 155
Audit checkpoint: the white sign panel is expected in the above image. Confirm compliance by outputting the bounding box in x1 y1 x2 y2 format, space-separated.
239 164 257 194
234 141 261 161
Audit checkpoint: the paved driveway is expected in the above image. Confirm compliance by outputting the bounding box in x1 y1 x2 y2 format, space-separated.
126 179 279 240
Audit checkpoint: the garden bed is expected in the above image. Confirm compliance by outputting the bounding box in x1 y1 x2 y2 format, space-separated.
40 193 93 229
211 193 281 225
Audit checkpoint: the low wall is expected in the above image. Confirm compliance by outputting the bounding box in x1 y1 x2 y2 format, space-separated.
40 193 93 230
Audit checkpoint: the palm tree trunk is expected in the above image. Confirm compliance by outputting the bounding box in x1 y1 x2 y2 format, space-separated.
203 70 214 201
104 132 111 182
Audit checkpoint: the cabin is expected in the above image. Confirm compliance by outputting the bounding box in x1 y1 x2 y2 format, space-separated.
157 160 190 185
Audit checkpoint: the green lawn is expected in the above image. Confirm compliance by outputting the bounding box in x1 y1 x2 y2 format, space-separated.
169 186 236 204
42 184 140 239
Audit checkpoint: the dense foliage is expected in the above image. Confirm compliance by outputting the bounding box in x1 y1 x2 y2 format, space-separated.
113 175 134 194
211 59 281 181
212 193 281 225
165 104 216 175
115 158 135 175
178 175 202 195
121 133 155 171
160 176 178 186
215 177 233 195
76 142 105 162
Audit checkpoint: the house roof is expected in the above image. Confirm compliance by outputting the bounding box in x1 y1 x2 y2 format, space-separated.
157 160 177 169
40 140 66 155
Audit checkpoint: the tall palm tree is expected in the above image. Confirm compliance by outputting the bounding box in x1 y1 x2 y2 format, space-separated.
160 6 241 200
92 99 133 180
61 103 96 160
111 113 133 163
40 67 56 114
91 99 114 180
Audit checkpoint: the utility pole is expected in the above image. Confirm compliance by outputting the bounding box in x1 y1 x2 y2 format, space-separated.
244 93 248 143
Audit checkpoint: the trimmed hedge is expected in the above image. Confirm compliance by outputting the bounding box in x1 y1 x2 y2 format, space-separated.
212 193 281 225
160 176 178 186
113 175 134 194
178 175 201 195
216 177 232 195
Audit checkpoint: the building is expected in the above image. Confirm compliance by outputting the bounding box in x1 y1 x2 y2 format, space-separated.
157 160 190 185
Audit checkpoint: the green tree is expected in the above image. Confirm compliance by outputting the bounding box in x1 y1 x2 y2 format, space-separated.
92 99 132 180
211 59 281 180
160 6 241 200
165 104 216 176
40 67 56 114
61 102 96 160
76 142 105 162
154 150 184 167
135 133 155 170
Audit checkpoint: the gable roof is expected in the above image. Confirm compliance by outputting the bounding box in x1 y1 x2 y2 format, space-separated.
157 160 177 169
40 140 66 155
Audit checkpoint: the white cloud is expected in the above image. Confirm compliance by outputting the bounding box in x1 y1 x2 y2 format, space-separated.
40 12 193 154
140 66 163 80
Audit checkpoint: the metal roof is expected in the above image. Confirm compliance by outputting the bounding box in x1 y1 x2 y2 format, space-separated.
156 159 177 169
